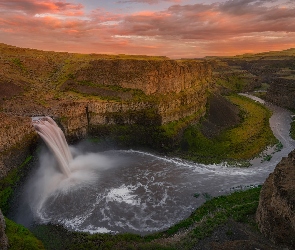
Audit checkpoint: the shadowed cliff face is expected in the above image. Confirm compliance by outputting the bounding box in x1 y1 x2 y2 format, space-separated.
201 94 241 138
265 78 295 109
256 150 295 248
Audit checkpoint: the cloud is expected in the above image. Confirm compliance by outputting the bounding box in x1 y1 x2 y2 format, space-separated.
117 0 181 5
115 1 295 39
219 0 276 15
0 0 84 16
0 0 294 58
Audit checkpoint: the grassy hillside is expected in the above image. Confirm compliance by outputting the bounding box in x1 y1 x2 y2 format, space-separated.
178 94 277 164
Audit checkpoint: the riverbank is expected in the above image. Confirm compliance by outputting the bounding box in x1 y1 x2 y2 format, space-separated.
23 186 285 250
176 94 278 165
2 93 295 249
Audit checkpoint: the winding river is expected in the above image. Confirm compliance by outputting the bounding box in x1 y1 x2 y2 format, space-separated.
9 95 295 235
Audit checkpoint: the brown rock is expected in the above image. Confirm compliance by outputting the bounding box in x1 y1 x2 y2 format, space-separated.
201 94 241 138
74 59 212 95
265 78 295 110
0 209 8 250
256 150 295 248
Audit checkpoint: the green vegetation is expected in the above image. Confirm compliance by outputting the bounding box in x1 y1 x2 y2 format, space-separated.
5 218 45 250
37 99 48 107
0 155 32 214
180 95 277 164
171 186 261 249
230 48 295 60
61 78 153 102
216 75 248 92
261 154 272 163
87 94 277 162
275 141 283 152
11 58 26 72
77 80 150 102
29 186 262 250
161 107 205 138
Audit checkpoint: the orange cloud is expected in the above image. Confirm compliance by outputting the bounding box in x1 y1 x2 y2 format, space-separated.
0 0 294 58
117 0 182 4
0 0 84 16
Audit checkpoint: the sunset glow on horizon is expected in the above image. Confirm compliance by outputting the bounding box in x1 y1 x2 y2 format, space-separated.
0 0 295 58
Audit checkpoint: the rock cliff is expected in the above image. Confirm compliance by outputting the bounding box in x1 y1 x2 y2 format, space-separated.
0 113 36 180
265 78 295 109
74 59 211 95
256 150 295 248
0 43 213 180
0 209 8 250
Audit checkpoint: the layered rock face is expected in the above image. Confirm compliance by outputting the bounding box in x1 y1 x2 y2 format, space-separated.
265 78 295 109
74 59 211 95
52 88 208 139
0 209 8 250
256 150 295 248
0 113 36 180
57 59 211 136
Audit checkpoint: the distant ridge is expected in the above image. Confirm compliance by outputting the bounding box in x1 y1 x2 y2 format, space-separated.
0 42 169 60
204 47 295 60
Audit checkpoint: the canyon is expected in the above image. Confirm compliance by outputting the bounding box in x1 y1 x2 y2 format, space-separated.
0 43 213 179
1 43 295 249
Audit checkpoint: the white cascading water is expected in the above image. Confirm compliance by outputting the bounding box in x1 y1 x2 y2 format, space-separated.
10 97 291 235
32 116 72 177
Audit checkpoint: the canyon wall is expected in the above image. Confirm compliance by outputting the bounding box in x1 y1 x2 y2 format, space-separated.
265 78 295 110
52 87 208 140
221 57 295 110
256 150 295 248
0 113 37 180
0 209 8 250
0 44 213 180
74 59 211 95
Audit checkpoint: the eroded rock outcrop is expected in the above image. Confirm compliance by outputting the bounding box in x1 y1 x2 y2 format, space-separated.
201 94 241 138
0 113 37 180
256 150 295 248
74 59 212 95
0 209 8 250
265 78 295 110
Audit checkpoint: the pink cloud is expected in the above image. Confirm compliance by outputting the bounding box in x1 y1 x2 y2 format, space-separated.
117 0 181 5
0 0 294 58
0 0 84 16
113 1 295 42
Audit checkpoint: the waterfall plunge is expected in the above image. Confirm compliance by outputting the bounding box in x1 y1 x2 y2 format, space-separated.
32 116 72 177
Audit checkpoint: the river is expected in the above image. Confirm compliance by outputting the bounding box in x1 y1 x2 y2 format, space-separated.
9 94 295 235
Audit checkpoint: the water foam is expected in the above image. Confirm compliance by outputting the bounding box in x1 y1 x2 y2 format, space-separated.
19 100 295 235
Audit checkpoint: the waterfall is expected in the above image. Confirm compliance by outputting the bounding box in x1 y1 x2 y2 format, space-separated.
32 116 72 177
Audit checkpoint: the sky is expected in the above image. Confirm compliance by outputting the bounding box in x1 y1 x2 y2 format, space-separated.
0 0 295 58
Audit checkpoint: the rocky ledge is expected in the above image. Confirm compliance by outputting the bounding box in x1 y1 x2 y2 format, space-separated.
0 209 8 250
256 150 295 248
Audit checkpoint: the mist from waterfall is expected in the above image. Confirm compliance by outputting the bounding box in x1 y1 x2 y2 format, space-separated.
23 117 121 226
9 101 295 235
